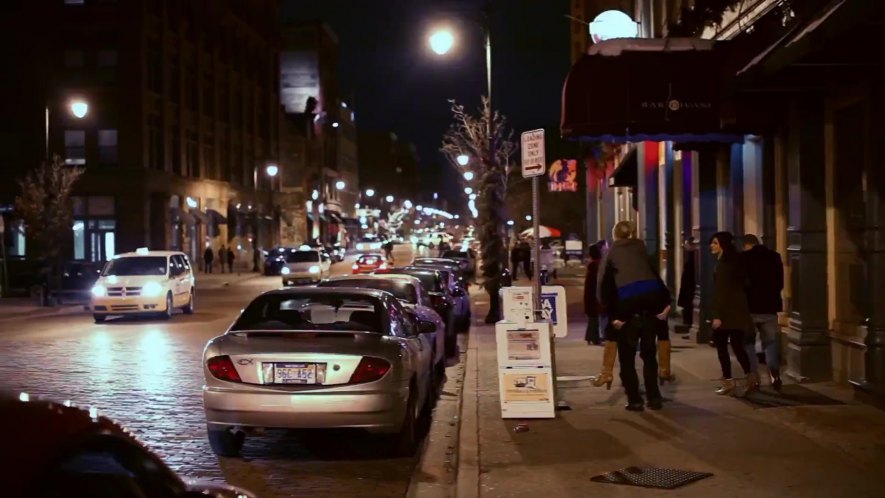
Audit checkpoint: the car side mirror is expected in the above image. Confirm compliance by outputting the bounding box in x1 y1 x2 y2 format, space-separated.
417 320 437 334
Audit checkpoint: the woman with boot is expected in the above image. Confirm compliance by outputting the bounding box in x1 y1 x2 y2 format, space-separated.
709 232 756 395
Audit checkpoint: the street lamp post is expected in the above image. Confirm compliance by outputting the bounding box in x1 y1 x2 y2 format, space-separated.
252 163 279 271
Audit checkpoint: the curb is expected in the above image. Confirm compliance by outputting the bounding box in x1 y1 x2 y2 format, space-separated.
0 304 88 322
406 333 469 498
455 329 480 498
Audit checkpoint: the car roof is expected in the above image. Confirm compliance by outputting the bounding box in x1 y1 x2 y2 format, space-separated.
2 392 184 494
113 251 184 258
357 253 385 258
264 287 390 299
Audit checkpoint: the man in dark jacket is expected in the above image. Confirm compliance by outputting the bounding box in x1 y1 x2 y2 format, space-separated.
741 234 785 391
598 221 671 411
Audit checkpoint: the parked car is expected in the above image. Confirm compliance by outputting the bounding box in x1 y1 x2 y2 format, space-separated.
404 266 471 333
409 258 469 288
374 267 465 353
89 248 195 323
264 246 295 275
3 392 255 498
351 253 388 274
280 247 332 286
202 288 437 457
317 274 446 379
440 249 477 276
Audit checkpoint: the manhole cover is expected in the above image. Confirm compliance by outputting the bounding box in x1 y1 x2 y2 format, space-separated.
591 466 713 489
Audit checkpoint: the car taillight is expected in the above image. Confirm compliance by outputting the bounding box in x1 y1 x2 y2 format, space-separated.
349 357 391 384
207 355 242 383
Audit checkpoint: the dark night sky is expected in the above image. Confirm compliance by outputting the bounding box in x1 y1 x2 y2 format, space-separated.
282 0 572 199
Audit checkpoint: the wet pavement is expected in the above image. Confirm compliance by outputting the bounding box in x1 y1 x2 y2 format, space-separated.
0 247 424 498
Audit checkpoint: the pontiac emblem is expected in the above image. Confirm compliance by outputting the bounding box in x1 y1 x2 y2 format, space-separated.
236 359 254 365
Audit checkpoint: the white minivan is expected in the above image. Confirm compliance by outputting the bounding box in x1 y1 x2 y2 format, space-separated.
90 248 195 323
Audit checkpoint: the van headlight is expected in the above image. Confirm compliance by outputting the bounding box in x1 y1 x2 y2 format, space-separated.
142 281 163 297
91 284 107 297
281 267 290 275
308 265 320 274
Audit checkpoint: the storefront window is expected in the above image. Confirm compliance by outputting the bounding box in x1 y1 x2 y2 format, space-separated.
73 220 86 260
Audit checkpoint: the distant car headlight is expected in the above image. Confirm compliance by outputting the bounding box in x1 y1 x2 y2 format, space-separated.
91 284 106 297
281 267 291 275
142 281 163 297
308 265 320 274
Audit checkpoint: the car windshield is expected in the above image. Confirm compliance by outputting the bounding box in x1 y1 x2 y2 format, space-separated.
386 271 439 292
320 279 417 304
285 251 319 263
102 256 167 276
231 294 385 333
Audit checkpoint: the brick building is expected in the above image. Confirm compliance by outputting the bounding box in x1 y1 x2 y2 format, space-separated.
0 0 286 276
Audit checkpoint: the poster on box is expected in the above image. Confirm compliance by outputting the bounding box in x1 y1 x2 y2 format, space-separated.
506 330 541 361
501 371 552 403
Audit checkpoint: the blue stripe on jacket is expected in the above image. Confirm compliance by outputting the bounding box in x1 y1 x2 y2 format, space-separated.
617 278 664 301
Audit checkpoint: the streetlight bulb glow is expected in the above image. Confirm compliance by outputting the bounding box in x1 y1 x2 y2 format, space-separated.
525 215 532 221
429 29 454 55
311 190 319 201
404 200 413 209
70 99 89 119
385 195 394 203
463 171 474 181
507 220 515 226
464 187 473 195
365 189 375 197
265 164 279 177
456 154 469 166
335 180 346 190
469 193 477 200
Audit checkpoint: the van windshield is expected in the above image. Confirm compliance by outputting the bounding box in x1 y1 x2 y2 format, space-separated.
102 257 167 276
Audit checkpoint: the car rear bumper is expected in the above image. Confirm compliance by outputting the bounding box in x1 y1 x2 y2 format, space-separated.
203 385 409 432
282 275 321 285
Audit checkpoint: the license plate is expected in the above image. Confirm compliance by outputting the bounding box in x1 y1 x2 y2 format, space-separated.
270 363 317 384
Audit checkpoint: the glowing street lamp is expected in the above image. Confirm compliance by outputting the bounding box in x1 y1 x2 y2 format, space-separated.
69 99 89 119
265 164 279 177
404 200 413 209
464 187 473 195
525 215 532 221
335 180 346 190
385 195 394 203
428 28 455 55
365 189 375 197
311 190 319 201
463 171 474 181
456 154 470 166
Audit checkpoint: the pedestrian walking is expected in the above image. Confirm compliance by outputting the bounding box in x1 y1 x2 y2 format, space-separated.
226 247 235 273
741 234 785 391
596 221 671 410
203 246 214 273
583 243 604 345
510 240 521 280
217 245 227 274
708 231 756 396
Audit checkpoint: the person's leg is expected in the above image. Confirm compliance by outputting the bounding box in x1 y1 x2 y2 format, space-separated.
656 318 675 384
758 314 783 390
728 329 753 375
713 328 735 395
745 319 759 376
639 319 662 408
616 320 643 410
585 315 601 344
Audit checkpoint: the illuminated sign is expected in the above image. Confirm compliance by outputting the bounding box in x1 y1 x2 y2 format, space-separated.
547 159 578 192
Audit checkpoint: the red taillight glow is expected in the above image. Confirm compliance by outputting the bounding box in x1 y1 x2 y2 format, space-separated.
349 357 391 384
207 355 242 383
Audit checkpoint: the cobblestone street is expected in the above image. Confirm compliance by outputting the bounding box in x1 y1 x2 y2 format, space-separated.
0 255 423 497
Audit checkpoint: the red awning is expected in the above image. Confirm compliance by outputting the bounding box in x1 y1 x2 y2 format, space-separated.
561 38 743 143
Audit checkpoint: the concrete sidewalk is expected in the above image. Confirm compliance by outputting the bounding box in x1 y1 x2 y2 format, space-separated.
453 286 885 498
0 297 87 322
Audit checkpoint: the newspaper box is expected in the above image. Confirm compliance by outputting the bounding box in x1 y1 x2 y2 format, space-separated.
495 321 555 419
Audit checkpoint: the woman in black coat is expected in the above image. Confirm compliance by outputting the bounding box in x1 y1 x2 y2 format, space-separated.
709 231 755 395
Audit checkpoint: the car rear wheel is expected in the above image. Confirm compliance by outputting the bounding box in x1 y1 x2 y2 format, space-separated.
182 290 195 314
207 426 245 457
93 314 106 323
389 383 418 457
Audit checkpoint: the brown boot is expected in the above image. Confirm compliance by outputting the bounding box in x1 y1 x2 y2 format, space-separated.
592 341 618 390
715 378 735 396
658 339 676 385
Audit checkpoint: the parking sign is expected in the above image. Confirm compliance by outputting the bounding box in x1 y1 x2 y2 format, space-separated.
521 129 545 178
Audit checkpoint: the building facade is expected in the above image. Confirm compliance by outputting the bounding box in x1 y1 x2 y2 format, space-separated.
0 0 287 280
568 0 885 400
280 21 358 247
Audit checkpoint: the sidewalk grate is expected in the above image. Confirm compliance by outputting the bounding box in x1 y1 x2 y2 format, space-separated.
591 466 713 489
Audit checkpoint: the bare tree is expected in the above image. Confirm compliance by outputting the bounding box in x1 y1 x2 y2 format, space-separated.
14 155 84 305
441 97 516 323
